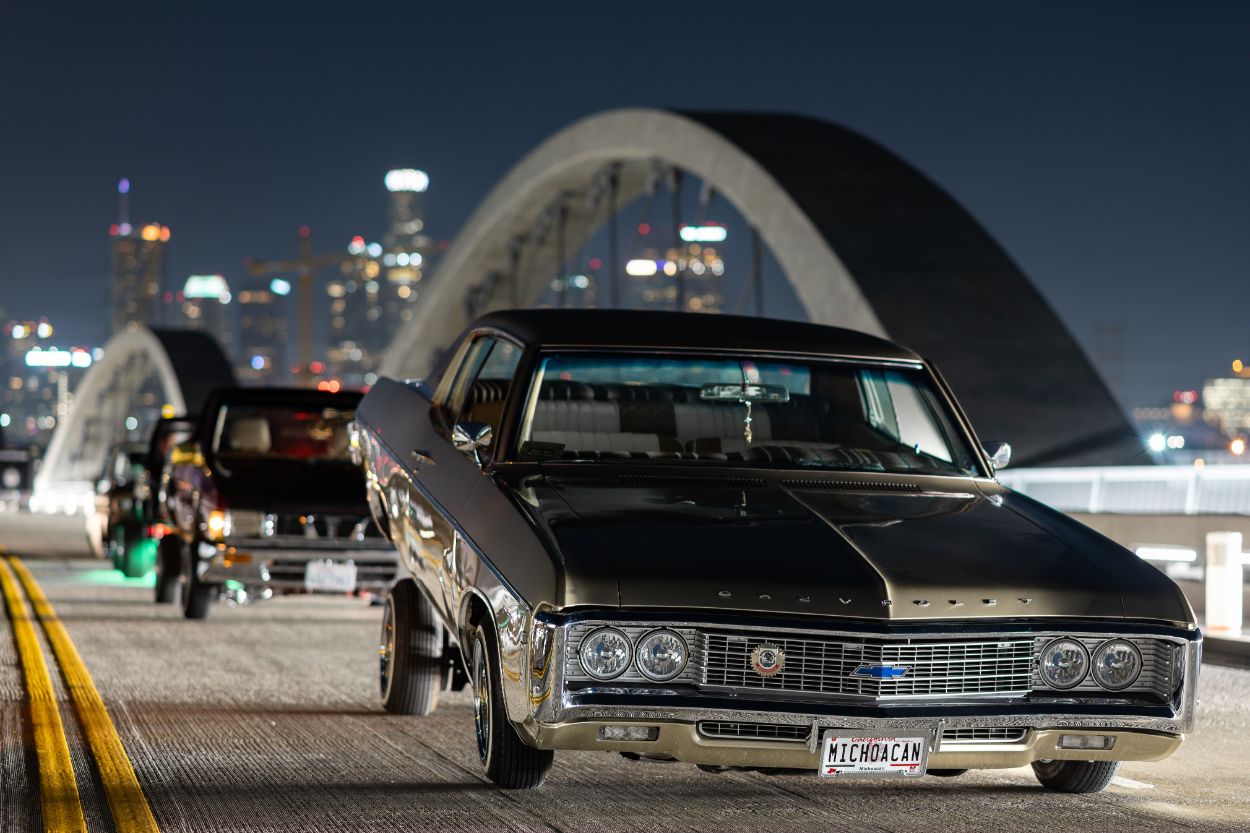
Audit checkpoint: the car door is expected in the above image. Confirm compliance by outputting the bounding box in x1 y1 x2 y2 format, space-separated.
401 334 522 623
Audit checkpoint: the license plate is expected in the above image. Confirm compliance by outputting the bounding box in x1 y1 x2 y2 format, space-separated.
819 731 928 778
303 560 357 593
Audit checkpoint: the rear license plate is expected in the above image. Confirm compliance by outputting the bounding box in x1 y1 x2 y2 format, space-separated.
303 560 357 593
819 731 928 778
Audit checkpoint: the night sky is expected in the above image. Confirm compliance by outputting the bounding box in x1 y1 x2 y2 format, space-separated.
1 2 1246 410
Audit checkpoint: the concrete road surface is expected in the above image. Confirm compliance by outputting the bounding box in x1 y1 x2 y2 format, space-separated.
1 555 1246 833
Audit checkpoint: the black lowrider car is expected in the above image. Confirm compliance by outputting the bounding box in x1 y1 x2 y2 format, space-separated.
163 387 398 619
352 309 1200 791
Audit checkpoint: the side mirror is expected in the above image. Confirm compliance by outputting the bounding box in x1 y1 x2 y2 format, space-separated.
983 441 1011 471
452 422 493 466
169 441 205 468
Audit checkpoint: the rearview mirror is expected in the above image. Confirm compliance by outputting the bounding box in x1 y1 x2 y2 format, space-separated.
700 382 790 403
983 441 1011 471
452 422 493 466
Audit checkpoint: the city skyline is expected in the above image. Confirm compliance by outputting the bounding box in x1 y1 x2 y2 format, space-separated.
1 3 1247 411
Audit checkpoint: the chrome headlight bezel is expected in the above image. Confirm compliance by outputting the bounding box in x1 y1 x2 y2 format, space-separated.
577 627 633 681
1091 638 1143 691
1038 637 1090 690
634 628 689 682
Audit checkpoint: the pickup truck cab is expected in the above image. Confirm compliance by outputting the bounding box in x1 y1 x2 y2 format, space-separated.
163 387 398 618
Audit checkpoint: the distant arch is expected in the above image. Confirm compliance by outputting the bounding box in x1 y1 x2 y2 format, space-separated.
32 327 234 509
381 108 1138 466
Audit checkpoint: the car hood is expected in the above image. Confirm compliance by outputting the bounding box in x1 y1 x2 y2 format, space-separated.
508 470 1192 624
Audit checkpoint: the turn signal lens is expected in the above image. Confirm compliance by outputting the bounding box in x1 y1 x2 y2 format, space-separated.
1038 638 1089 690
578 628 631 680
597 725 658 741
635 629 689 681
1091 639 1142 691
1058 734 1115 750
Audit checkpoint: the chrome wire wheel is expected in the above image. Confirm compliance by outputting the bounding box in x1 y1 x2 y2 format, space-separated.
472 636 490 763
379 595 396 699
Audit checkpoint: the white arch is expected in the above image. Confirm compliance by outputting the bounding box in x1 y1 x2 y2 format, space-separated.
31 327 188 513
380 109 885 379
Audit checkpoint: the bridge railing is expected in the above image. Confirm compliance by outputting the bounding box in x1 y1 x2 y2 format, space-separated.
997 464 1250 517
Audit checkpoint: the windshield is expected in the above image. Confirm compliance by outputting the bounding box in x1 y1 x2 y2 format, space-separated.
516 353 980 476
212 404 355 466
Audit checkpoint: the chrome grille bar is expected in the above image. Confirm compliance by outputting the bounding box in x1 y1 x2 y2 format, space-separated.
701 632 1033 699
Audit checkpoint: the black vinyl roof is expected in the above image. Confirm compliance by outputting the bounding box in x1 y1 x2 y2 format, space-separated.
470 309 921 362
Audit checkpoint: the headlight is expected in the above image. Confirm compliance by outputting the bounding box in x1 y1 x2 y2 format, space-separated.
205 510 229 540
204 509 265 540
578 628 631 680
1091 639 1142 690
635 629 688 681
1038 638 1089 689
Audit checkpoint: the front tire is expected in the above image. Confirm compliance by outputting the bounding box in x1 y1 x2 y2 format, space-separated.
154 535 180 603
1032 759 1119 793
181 539 217 620
472 625 553 789
380 579 442 715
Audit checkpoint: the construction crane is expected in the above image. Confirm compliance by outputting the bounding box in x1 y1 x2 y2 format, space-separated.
245 226 347 383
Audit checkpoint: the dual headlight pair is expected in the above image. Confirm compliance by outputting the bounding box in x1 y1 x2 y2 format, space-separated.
1038 637 1142 691
578 627 689 682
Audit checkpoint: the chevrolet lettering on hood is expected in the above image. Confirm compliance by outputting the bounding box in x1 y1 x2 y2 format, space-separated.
351 309 1200 792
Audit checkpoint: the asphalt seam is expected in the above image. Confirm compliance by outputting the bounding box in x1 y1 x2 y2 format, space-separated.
8 555 162 833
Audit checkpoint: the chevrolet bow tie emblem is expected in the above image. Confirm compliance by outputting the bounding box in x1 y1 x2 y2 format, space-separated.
850 663 909 680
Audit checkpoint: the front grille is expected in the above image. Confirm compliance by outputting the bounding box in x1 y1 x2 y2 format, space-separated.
265 558 398 586
270 513 383 541
698 721 810 743
702 632 1034 699
941 727 1027 743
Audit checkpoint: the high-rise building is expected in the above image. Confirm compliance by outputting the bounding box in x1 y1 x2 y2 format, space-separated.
326 169 435 387
236 278 291 383
108 179 171 335
1 319 98 448
1203 376 1250 437
177 275 234 358
624 224 727 313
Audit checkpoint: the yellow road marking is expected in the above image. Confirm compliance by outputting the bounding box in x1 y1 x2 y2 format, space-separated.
8 556 161 833
0 558 87 833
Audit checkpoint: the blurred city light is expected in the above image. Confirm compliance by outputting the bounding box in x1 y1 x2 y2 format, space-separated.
1232 438 1247 456
184 275 230 300
679 224 728 242
384 169 429 193
348 235 366 255
269 278 292 296
626 259 658 276
118 177 130 194
25 349 92 368
1147 433 1167 452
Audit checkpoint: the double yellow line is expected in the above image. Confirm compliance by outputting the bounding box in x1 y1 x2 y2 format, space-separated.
0 553 160 833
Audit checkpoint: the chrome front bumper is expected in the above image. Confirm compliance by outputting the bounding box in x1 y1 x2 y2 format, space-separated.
522 715 1181 769
505 617 1200 771
197 539 400 592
